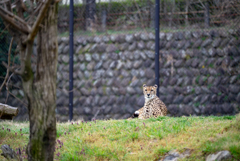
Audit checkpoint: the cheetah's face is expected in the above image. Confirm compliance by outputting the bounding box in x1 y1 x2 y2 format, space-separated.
143 84 158 100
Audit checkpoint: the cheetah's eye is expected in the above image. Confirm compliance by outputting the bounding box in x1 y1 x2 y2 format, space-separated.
145 89 147 91
151 89 153 91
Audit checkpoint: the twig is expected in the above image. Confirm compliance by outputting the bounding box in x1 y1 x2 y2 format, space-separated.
8 91 28 106
0 24 9 38
4 72 14 104
26 2 43 23
0 38 13 93
25 0 53 43
2 61 23 75
92 109 100 121
133 0 144 28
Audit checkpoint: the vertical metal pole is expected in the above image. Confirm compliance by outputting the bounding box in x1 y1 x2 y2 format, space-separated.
69 0 74 121
155 0 160 97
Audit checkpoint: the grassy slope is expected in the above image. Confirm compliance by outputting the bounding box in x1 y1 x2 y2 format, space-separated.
0 115 240 161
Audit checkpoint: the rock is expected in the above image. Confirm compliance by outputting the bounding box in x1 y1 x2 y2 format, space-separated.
63 45 69 54
146 41 155 50
125 34 134 43
193 39 202 48
229 85 240 94
222 104 234 114
229 75 238 84
140 33 149 41
102 36 109 42
145 68 154 78
201 95 210 104
92 53 100 61
177 40 186 49
173 95 184 104
131 69 139 77
212 38 221 48
163 150 179 161
84 107 91 114
62 55 69 63
159 32 166 40
136 95 144 106
133 60 142 69
110 35 116 42
166 33 173 41
133 50 141 59
78 54 85 61
185 31 192 39
145 50 155 59
85 53 92 62
106 44 118 53
174 60 183 68
109 53 119 60
192 31 202 38
137 41 145 50
125 51 134 60
208 48 216 57
206 151 231 161
149 32 155 40
175 32 184 40
98 43 107 53
94 61 103 70
127 87 135 95
162 149 191 161
201 38 212 47
119 43 129 51
80 88 90 96
167 104 179 116
140 51 147 60
87 62 95 71
128 42 137 51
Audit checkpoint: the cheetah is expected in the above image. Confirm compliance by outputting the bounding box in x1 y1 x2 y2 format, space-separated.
131 84 167 119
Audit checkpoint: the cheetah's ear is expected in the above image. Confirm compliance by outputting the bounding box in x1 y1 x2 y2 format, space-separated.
154 84 158 88
143 84 146 87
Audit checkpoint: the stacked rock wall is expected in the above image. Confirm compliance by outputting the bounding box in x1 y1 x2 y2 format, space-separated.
56 29 240 121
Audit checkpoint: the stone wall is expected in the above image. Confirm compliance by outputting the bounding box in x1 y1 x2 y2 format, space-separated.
56 29 240 121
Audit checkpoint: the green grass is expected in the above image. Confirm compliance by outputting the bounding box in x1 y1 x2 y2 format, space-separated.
0 115 240 160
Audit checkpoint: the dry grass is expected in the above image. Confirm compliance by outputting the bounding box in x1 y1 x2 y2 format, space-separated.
0 115 239 161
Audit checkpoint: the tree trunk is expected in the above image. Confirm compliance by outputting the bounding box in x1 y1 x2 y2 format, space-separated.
86 0 96 31
20 2 58 160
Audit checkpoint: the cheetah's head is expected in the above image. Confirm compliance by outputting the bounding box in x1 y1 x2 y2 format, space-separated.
143 84 157 101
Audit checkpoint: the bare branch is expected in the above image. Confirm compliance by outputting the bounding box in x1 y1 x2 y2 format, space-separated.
0 0 10 4
0 38 13 93
2 61 23 75
26 2 43 23
0 7 30 34
0 5 29 28
26 0 53 42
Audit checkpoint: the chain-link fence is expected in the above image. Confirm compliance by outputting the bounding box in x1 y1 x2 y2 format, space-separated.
1 0 240 121
58 0 240 33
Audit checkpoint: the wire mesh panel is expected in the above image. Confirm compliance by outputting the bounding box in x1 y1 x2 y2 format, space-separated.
58 0 240 33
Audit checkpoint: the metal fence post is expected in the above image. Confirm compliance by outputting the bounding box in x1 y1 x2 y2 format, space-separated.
155 0 160 97
69 0 74 121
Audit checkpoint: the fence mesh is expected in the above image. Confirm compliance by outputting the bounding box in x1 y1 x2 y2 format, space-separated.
58 0 240 33
0 0 240 121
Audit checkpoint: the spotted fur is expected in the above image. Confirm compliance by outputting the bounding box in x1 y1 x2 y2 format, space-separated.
132 84 167 119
